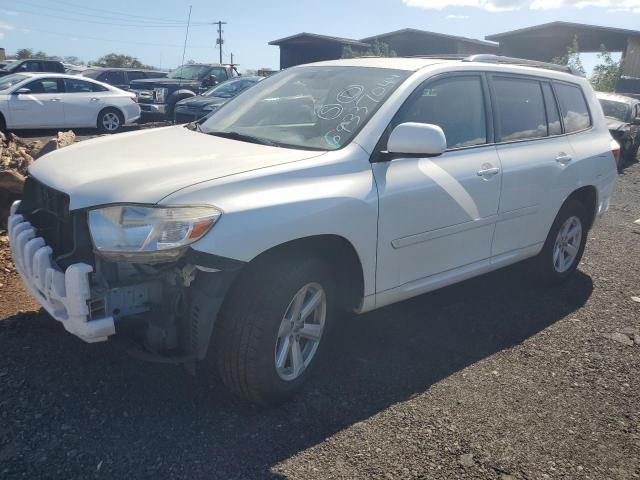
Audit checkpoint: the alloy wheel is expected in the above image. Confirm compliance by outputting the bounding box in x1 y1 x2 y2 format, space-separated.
274 282 326 381
553 215 582 273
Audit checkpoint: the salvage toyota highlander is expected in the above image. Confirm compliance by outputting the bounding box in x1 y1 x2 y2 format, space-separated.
9 56 618 405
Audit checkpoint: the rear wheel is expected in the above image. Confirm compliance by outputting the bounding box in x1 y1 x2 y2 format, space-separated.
97 108 124 133
530 199 588 285
210 253 334 406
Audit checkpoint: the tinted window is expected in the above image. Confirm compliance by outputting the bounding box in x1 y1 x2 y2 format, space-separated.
555 83 591 133
102 70 126 85
127 71 147 81
24 78 62 94
493 77 546 141
542 83 562 136
209 67 229 81
44 61 64 73
17 61 42 72
64 78 107 93
599 99 630 122
395 75 487 148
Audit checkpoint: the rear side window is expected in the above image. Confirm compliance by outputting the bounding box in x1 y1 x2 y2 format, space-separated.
127 71 147 81
554 83 591 133
541 83 562 136
103 70 126 85
395 75 487 149
64 78 108 93
492 77 546 141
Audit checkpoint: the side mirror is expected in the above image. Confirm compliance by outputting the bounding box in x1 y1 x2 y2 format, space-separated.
209 74 219 86
632 117 640 126
387 122 447 157
14 88 31 95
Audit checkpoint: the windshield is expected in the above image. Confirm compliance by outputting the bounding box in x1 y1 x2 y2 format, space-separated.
203 78 259 98
200 66 410 150
167 65 211 80
0 74 28 91
600 99 631 122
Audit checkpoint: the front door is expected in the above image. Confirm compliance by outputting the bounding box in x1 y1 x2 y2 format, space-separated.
8 77 65 128
373 74 502 293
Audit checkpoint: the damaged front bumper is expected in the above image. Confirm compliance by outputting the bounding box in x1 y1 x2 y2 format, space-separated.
8 200 243 359
8 201 115 342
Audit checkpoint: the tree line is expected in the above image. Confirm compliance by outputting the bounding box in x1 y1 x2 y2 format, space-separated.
11 48 157 70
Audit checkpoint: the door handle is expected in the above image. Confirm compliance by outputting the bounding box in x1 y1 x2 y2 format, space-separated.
556 153 572 164
477 166 500 176
49 98 61 102
90 97 100 102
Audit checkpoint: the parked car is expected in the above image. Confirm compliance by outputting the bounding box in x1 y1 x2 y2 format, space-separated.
0 73 140 133
0 59 65 77
9 56 617 405
81 67 168 91
173 76 263 123
129 63 239 119
596 91 640 170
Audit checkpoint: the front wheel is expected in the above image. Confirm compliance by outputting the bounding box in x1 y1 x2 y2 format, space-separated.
210 253 335 406
530 199 588 285
97 108 124 134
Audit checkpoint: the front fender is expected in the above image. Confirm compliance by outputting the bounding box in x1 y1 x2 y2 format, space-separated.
161 144 379 297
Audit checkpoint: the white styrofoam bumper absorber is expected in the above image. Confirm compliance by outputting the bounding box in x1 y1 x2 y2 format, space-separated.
7 201 115 343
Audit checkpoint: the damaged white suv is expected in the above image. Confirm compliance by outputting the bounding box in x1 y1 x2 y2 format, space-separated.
9 56 617 405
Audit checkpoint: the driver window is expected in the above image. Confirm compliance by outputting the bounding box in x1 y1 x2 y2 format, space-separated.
394 75 487 149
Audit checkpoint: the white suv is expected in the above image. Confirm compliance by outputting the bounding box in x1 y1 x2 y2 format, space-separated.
8 56 617 405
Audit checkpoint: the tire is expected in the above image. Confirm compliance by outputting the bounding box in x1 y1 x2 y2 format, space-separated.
97 108 124 134
530 199 589 286
210 252 335 406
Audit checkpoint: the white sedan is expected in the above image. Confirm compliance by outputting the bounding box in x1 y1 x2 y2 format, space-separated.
0 73 141 133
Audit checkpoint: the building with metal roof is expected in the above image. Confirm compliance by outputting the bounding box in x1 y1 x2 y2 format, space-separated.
269 29 497 69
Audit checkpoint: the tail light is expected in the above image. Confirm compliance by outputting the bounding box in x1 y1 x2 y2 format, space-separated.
611 139 621 167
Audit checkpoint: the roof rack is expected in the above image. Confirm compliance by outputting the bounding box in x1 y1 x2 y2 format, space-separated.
463 54 584 76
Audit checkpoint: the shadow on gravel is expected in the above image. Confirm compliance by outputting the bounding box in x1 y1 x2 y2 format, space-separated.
0 265 593 479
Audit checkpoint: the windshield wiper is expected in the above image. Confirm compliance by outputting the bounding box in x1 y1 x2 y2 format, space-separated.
206 130 278 147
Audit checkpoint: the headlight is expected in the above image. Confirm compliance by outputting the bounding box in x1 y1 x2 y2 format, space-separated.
153 87 168 104
88 205 222 263
202 104 218 112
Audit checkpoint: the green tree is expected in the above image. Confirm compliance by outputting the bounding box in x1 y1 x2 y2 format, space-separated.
590 45 621 92
551 35 585 75
342 41 396 59
94 53 153 69
15 48 34 59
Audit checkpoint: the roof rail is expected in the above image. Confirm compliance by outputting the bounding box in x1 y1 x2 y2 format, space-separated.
406 54 469 60
463 54 585 76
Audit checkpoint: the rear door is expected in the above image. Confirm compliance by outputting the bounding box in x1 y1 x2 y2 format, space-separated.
489 75 577 257
8 77 65 128
61 77 108 127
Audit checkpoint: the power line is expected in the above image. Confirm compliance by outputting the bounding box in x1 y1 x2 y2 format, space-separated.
23 26 214 50
5 0 204 25
3 4 211 28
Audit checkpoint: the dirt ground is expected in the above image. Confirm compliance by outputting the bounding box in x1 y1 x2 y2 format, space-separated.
0 154 639 479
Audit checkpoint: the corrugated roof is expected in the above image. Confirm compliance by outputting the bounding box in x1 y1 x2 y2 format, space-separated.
268 33 370 47
361 28 497 47
486 21 640 41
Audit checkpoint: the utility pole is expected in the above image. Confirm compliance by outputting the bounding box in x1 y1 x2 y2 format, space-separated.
215 21 227 64
230 53 234 67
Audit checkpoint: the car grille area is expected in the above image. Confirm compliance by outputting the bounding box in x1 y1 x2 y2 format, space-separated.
16 177 92 268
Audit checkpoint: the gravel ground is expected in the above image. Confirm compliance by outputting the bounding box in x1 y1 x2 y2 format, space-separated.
0 160 639 479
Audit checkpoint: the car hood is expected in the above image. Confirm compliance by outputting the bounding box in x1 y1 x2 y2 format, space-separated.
176 96 228 108
29 126 326 210
130 78 199 88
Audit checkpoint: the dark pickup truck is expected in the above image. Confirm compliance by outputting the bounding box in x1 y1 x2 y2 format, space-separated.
129 63 239 119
